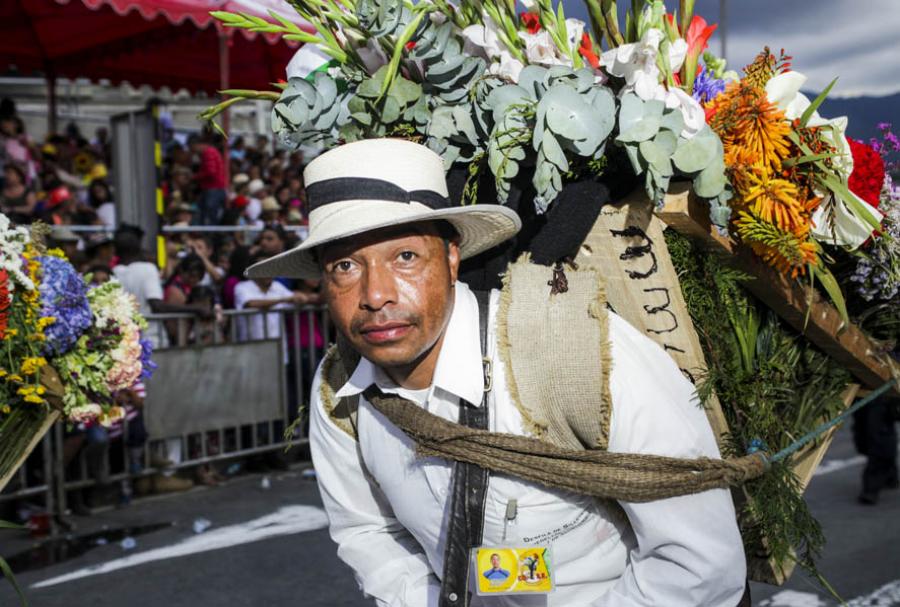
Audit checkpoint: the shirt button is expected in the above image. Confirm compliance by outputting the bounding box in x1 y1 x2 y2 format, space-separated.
448 592 458 602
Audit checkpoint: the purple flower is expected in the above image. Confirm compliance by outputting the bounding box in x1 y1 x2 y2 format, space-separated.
38 256 92 356
877 122 892 132
139 333 157 380
692 65 727 105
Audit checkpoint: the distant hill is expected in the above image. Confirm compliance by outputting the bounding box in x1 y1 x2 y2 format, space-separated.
813 92 900 142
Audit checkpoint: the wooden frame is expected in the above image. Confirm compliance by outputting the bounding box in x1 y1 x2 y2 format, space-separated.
658 183 898 395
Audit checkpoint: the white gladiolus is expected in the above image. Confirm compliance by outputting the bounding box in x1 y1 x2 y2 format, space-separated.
601 28 704 139
663 87 706 139
462 18 505 60
564 18 584 52
519 30 568 67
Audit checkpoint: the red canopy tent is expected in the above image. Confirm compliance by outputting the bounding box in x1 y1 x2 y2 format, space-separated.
0 0 310 132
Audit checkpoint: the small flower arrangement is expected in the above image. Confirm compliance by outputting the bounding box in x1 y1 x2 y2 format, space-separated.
0 215 154 428
851 125 900 303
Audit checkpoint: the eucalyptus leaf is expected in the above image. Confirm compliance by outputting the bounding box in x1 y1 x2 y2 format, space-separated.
660 109 684 135
541 133 569 171
639 140 669 170
693 159 728 198
543 85 600 143
616 115 661 143
653 129 678 156
672 135 718 173
619 93 644 132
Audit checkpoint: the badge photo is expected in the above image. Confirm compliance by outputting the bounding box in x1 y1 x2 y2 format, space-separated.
472 546 553 596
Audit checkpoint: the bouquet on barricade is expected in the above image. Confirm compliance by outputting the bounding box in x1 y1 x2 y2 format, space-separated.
204 0 899 589
0 215 156 491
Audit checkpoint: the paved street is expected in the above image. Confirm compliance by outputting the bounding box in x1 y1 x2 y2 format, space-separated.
1 423 897 607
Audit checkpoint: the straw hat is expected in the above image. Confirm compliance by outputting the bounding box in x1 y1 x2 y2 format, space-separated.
247 138 521 279
248 179 266 195
261 196 281 213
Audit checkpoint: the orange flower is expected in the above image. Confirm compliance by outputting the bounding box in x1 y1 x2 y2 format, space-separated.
743 170 804 232
734 211 820 277
707 81 792 174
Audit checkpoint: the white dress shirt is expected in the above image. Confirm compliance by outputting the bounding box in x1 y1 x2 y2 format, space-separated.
309 281 746 607
234 279 293 341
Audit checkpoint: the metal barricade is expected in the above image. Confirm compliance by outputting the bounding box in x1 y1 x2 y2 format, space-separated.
0 305 332 515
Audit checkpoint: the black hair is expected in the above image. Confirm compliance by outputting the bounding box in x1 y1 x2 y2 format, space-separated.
176 254 205 278
86 264 111 276
248 252 271 267
114 229 143 259
88 179 111 207
187 285 217 305
260 224 288 243
227 246 252 279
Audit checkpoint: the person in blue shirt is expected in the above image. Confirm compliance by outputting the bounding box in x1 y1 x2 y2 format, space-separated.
483 553 510 582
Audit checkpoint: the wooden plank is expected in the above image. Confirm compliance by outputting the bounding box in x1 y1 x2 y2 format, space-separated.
0 409 59 494
575 190 730 442
658 188 899 395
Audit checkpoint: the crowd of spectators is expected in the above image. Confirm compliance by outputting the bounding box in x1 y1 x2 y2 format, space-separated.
1 97 324 502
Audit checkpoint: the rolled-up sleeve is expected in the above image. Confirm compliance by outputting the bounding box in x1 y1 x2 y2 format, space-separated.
308 362 441 606
595 314 746 607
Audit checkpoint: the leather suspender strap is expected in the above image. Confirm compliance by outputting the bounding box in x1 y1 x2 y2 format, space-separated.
438 290 492 607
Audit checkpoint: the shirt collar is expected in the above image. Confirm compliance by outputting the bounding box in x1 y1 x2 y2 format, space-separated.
334 281 485 406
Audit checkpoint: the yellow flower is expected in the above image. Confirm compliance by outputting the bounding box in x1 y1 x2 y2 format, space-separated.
0 369 7 378
46 248 66 259
4 328 18 339
37 317 56 330
21 356 48 376
6 374 23 383
24 394 45 404
1 405 10 414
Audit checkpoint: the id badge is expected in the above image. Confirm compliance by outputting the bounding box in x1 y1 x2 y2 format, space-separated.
472 546 553 596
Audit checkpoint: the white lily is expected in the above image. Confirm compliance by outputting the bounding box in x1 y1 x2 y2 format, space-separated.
766 71 883 248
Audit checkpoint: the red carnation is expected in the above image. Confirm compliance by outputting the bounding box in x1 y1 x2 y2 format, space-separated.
521 12 541 34
848 138 885 209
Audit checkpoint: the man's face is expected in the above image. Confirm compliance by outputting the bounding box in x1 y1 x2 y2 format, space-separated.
490 554 500 569
320 222 460 374
260 231 283 254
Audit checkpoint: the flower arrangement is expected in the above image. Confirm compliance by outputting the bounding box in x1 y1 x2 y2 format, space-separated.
0 215 155 488
850 126 900 304
206 0 881 294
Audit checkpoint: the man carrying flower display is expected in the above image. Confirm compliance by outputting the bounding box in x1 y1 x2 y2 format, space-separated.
247 139 748 607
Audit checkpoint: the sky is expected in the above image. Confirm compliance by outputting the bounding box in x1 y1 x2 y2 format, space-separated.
562 0 900 97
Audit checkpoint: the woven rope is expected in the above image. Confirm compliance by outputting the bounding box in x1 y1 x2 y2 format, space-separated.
366 389 769 503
